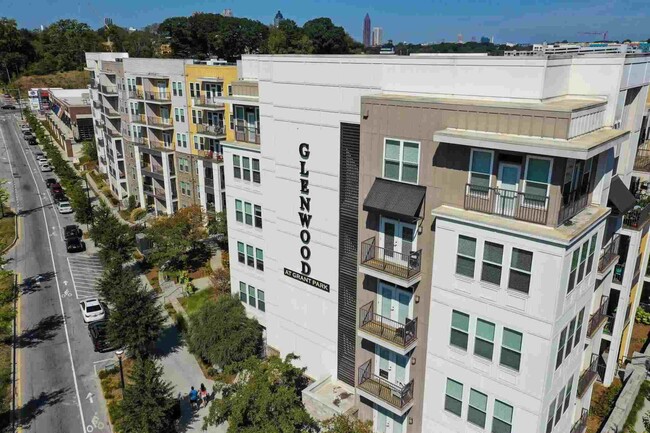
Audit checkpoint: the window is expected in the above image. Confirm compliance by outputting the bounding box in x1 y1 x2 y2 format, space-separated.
179 108 185 122
500 328 523 371
239 281 246 302
256 248 264 271
175 108 180 121
492 400 513 433
257 289 265 312
193 136 199 150
469 149 493 193
586 234 597 275
233 155 241 179
181 134 187 148
456 236 476 278
450 310 470 350
474 319 495 360
546 400 555 433
248 285 256 307
524 157 551 205
192 109 197 124
567 249 579 294
176 133 182 148
565 318 576 358
574 309 584 349
444 379 463 417
190 82 195 98
244 202 253 225
252 158 260 183
554 388 563 425
468 389 488 428
508 248 533 294
196 109 202 124
228 84 233 96
555 327 567 369
235 199 243 222
242 157 251 180
563 377 573 412
383 138 420 183
246 245 254 267
176 81 183 97
237 242 245 264
254 205 262 228
172 82 178 96
482 242 503 285
577 242 589 284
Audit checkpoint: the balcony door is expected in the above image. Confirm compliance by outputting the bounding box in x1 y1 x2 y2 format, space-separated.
160 107 170 124
374 404 406 433
496 163 521 217
374 346 409 387
246 112 257 141
380 217 416 265
377 281 412 326
157 81 167 99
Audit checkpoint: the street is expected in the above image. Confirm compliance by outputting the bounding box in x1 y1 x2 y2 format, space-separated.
0 110 112 433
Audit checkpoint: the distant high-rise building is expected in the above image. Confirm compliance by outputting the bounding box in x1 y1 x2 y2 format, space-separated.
457 33 463 44
363 14 371 48
480 36 490 44
274 10 284 27
222 8 233 17
372 27 383 47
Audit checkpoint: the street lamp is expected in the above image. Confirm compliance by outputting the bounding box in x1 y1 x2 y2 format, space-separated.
115 349 125 389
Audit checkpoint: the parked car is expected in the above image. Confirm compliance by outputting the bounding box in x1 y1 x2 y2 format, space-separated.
79 298 106 323
52 192 67 204
1 104 15 110
38 159 49 167
88 321 112 352
64 225 82 240
36 155 48 163
45 178 57 188
27 137 37 145
40 163 52 172
23 131 33 139
49 183 63 195
65 237 85 253
56 200 73 214
20 124 30 133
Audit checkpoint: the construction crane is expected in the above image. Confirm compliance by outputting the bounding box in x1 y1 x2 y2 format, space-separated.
579 31 609 41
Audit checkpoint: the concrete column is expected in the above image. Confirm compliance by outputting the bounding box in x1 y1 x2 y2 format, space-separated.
212 161 221 210
134 149 145 209
197 159 206 210
161 152 173 215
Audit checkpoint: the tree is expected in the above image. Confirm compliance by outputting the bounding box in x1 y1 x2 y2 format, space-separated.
107 278 165 358
80 140 97 163
321 415 373 433
114 357 176 433
207 210 227 239
97 263 138 306
67 181 93 225
90 202 135 266
204 354 317 433
209 268 230 298
0 18 33 81
0 179 9 218
303 18 350 54
187 295 262 370
158 17 193 58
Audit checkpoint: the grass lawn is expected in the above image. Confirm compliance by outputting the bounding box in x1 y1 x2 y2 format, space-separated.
0 274 15 428
179 288 214 317
0 212 17 251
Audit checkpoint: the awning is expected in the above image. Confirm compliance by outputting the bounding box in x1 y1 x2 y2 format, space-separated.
363 178 426 221
608 175 636 215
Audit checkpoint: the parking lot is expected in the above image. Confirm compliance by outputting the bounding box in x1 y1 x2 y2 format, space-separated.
67 254 103 299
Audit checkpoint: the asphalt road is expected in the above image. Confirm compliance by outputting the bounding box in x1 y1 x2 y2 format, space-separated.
0 111 113 433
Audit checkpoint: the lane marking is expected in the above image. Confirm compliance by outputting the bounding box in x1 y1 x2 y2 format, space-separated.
66 258 81 300
2 120 87 433
15 273 22 433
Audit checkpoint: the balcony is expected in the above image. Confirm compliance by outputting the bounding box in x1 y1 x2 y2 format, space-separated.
603 315 615 336
102 106 120 118
359 237 422 287
587 296 609 339
634 148 650 172
234 123 261 145
92 100 102 109
105 128 121 138
358 301 417 355
128 90 144 99
126 136 147 147
570 409 588 433
197 149 224 162
147 116 173 129
100 84 118 95
613 263 625 284
141 164 165 179
357 360 414 415
196 123 226 138
463 184 548 225
96 138 104 148
143 184 166 201
577 354 599 398
149 139 172 151
192 95 225 109
558 188 590 225
623 202 650 229
144 91 171 102
131 114 147 125
89 81 98 90
598 234 620 274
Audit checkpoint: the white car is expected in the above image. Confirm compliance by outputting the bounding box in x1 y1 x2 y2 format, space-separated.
36 155 47 163
79 298 106 323
40 163 52 172
57 201 73 214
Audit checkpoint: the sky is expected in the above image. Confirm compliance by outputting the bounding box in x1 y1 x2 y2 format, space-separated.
5 0 650 44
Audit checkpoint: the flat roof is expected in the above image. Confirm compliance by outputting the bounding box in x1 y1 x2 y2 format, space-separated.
50 89 91 107
364 94 606 113
433 204 610 246
434 127 629 160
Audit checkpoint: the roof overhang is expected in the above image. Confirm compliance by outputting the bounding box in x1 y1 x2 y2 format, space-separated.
608 175 636 215
363 178 426 222
433 128 629 160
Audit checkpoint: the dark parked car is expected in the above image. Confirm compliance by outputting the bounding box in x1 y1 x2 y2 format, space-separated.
65 237 85 253
88 321 111 352
52 192 67 204
45 178 57 188
49 183 63 195
23 131 33 139
27 137 37 145
64 225 82 240
1 104 15 110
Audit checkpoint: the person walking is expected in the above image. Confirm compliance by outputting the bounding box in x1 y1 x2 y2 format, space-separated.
189 386 199 410
200 383 208 407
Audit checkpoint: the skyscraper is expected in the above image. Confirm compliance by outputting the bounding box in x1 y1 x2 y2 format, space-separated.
274 11 284 27
372 27 383 47
363 14 371 48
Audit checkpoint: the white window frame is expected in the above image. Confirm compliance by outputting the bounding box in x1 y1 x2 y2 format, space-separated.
523 155 553 207
467 148 494 193
382 137 421 184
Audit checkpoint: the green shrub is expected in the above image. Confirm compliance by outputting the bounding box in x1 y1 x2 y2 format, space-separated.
130 208 146 221
591 382 623 418
624 381 650 431
636 307 650 325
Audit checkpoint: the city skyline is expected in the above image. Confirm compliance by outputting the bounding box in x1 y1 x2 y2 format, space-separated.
3 0 649 45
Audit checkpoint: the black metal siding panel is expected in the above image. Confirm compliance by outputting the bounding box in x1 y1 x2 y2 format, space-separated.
338 122 360 386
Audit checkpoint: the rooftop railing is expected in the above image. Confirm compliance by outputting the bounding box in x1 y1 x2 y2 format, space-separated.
463 184 548 225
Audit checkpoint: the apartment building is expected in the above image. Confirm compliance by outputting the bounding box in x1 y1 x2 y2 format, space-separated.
222 53 650 433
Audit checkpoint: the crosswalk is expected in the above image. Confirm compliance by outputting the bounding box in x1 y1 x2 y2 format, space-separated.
67 255 103 299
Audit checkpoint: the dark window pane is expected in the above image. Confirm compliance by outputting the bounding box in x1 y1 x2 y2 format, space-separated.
474 339 494 360
492 418 511 433
238 252 245 263
500 348 521 371
450 330 468 350
508 269 530 293
445 397 462 417
511 248 533 271
468 407 486 428
481 262 502 285
257 261 264 271
253 171 261 183
456 257 475 277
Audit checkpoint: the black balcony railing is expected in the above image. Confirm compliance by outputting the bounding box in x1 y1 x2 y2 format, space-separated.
100 84 117 95
587 296 609 338
144 91 171 102
196 123 226 137
623 203 650 229
577 354 599 397
598 234 620 273
359 301 417 348
463 184 549 225
558 188 590 225
360 237 421 281
147 116 173 128
613 263 625 284
357 360 414 410
570 409 588 433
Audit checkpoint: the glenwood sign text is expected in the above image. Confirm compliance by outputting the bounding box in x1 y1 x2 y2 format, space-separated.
283 142 330 293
